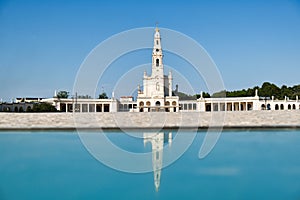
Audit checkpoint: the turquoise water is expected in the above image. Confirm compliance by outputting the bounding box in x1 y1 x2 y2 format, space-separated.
0 130 300 199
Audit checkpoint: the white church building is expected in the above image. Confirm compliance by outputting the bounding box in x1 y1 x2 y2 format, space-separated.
136 27 179 112
38 27 300 113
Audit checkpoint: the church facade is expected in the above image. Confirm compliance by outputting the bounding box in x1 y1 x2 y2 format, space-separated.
136 27 179 112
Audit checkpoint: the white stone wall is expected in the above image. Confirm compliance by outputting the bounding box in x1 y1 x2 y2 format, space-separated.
1 110 300 129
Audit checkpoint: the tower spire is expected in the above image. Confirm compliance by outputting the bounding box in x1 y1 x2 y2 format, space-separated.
152 26 163 72
150 25 164 97
155 22 159 32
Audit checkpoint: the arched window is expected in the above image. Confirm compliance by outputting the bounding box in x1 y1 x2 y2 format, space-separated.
26 106 32 112
280 104 284 110
156 40 158 45
156 59 159 67
293 104 296 110
275 104 279 110
288 104 291 110
139 102 144 112
261 104 266 110
267 104 271 110
155 101 161 106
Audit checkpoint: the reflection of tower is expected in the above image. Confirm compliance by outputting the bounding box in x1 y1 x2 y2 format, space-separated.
143 132 172 191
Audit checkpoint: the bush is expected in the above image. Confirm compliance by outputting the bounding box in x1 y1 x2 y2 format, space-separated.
32 103 57 112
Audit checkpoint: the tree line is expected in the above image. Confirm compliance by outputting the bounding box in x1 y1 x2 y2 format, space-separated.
211 82 300 100
174 82 300 100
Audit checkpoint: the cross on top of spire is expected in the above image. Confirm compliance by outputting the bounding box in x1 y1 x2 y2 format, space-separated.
155 22 159 32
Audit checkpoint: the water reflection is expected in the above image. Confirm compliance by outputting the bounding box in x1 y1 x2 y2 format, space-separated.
143 132 172 191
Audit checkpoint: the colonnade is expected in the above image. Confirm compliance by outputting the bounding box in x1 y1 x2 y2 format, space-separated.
60 103 110 112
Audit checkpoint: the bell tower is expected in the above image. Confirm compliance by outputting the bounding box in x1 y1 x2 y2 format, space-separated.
151 27 164 97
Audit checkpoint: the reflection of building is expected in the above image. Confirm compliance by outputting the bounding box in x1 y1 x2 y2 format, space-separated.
143 132 172 191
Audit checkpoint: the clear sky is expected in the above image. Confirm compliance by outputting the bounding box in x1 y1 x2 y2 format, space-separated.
0 0 300 101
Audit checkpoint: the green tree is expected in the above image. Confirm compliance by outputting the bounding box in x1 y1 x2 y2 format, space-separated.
291 85 300 99
202 92 211 98
174 91 197 100
259 82 280 98
279 85 291 99
195 83 300 99
212 90 226 98
196 92 210 98
98 92 108 99
56 91 69 98
32 103 57 112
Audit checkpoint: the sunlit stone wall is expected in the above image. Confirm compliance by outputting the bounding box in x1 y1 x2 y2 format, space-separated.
0 110 299 129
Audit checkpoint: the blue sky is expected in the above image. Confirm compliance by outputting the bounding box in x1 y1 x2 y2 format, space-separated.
0 0 300 100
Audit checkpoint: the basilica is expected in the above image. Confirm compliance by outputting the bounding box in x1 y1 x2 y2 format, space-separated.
136 27 179 112
2 27 299 113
